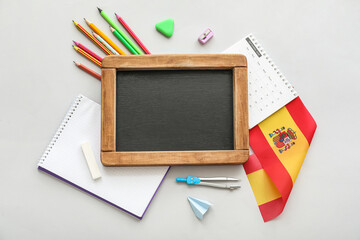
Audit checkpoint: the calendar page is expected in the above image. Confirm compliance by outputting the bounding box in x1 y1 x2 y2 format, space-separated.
223 34 298 129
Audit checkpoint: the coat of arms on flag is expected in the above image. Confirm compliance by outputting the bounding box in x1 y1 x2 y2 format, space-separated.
269 127 297 153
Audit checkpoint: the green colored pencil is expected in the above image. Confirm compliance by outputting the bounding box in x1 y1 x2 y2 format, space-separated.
110 27 138 55
97 7 143 55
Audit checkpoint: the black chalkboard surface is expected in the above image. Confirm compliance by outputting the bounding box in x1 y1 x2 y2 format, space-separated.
116 70 234 151
100 54 248 166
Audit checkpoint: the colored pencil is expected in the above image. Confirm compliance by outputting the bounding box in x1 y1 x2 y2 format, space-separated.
84 18 126 55
115 13 151 54
73 45 101 67
109 27 138 55
97 7 143 55
92 32 118 55
73 41 103 62
74 61 101 80
72 20 112 55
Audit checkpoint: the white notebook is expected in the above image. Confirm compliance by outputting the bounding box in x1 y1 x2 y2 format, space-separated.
38 95 169 219
223 34 298 129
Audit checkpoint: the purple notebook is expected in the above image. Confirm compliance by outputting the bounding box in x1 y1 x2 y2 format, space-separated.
38 95 169 219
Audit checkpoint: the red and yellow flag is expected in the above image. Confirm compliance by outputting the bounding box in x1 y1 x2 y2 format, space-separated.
244 97 317 221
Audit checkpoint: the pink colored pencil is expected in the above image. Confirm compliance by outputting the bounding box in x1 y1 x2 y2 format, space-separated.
73 41 103 62
115 13 151 54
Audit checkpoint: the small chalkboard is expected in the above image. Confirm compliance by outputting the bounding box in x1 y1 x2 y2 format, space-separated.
101 54 248 166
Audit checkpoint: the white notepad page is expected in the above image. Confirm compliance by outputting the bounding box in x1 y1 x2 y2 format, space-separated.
223 34 298 129
38 95 169 219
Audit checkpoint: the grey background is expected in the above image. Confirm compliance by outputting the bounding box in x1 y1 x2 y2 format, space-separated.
1 0 359 239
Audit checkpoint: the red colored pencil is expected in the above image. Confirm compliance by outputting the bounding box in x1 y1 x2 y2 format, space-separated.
73 45 101 67
73 41 103 62
115 13 151 54
73 61 101 80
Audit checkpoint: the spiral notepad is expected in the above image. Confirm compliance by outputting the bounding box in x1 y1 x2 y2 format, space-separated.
38 95 169 219
223 34 298 129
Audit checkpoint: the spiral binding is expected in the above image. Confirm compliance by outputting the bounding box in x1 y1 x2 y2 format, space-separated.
38 95 84 165
248 34 297 96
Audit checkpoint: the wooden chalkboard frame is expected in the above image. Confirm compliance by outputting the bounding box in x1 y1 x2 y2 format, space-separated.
101 54 248 166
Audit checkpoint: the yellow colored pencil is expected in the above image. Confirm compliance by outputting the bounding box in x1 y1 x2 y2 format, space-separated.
72 20 112 55
73 46 101 67
84 18 126 55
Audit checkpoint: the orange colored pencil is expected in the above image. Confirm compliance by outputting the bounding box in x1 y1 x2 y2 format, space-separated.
73 61 101 80
84 18 126 55
72 20 113 55
73 45 101 67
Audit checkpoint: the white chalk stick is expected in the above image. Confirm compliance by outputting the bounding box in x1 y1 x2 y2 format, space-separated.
81 142 101 180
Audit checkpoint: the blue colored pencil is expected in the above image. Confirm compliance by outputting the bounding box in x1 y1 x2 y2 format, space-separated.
92 32 119 55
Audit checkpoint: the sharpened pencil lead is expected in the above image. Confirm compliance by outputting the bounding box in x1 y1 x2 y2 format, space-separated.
97 7 102 13
83 18 90 25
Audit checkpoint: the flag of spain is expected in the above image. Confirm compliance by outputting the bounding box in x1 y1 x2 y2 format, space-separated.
244 97 317 222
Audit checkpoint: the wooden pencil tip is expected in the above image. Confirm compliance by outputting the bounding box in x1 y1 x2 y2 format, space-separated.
84 18 91 25
83 18 90 25
110 26 114 32
97 7 102 13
